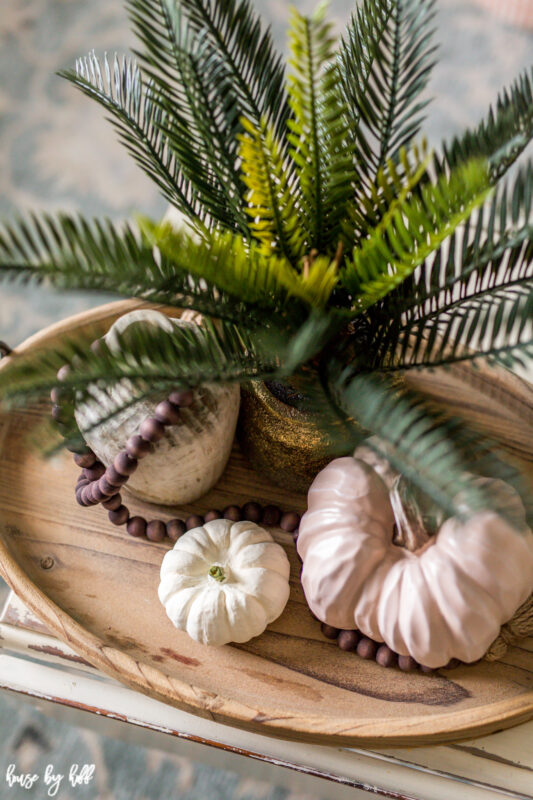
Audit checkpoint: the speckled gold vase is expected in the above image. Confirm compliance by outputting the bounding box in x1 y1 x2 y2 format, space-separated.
237 381 333 494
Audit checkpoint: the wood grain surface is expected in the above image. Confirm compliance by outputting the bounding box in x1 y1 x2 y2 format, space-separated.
0 299 532 748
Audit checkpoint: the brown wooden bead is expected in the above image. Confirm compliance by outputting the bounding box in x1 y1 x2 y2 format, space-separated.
398 655 419 672
204 509 222 522
81 486 97 506
376 644 398 669
356 638 378 660
83 463 105 482
321 623 340 640
337 630 359 651
114 452 138 476
108 505 129 526
223 505 241 522
75 484 90 505
74 452 96 469
98 476 117 497
102 494 122 511
166 519 186 542
105 465 129 486
125 435 153 460
155 400 181 426
186 514 204 531
261 505 281 526
90 483 107 503
241 502 262 523
146 520 166 542
57 365 71 382
168 389 194 407
139 417 165 443
280 511 300 532
127 516 147 539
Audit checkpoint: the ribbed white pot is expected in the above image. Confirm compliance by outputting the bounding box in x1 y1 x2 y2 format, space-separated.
75 309 240 506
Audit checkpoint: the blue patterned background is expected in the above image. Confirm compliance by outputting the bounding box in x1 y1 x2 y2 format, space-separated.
0 2 532 798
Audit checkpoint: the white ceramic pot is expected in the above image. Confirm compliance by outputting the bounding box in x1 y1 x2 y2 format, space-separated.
75 309 240 505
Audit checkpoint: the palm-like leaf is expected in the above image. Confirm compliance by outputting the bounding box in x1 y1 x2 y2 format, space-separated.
238 116 304 261
370 284 533 372
174 0 289 138
439 66 533 182
142 219 340 311
328 368 524 521
60 54 211 229
380 162 533 321
287 3 356 254
343 159 491 308
0 214 294 328
125 0 251 232
338 0 437 196
0 320 288 411
344 140 430 248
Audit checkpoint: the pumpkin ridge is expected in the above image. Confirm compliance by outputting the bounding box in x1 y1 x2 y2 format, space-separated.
300 457 533 667
435 517 533 616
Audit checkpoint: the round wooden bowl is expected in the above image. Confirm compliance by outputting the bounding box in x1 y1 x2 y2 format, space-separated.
0 300 532 748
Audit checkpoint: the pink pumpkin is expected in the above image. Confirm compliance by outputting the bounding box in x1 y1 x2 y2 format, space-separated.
297 457 533 668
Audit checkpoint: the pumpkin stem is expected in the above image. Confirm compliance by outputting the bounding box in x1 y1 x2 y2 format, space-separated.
209 565 226 583
390 475 444 551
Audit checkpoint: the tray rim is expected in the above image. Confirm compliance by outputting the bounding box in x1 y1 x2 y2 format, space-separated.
1 298 533 748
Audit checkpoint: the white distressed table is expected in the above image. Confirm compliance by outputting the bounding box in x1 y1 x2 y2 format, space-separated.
1 592 532 800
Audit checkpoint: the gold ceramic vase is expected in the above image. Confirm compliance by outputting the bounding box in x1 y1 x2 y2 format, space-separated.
237 381 333 494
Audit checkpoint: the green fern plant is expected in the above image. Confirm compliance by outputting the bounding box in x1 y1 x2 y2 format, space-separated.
0 0 532 522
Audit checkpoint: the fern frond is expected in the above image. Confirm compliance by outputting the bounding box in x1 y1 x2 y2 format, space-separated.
345 141 430 249
0 321 286 418
238 116 304 261
124 0 250 232
380 162 533 320
287 3 356 253
343 159 491 308
142 219 339 310
439 66 533 182
328 369 521 521
338 0 437 194
372 284 533 373
0 214 288 328
59 53 213 230
171 0 289 139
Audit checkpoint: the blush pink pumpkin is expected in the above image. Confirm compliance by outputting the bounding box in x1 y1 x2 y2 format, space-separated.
297 457 533 668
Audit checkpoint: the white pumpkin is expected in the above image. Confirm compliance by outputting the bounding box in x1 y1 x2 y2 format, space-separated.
159 519 291 646
75 309 240 505
298 457 533 668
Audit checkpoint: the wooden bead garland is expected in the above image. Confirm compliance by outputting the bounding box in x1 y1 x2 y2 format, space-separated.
52 340 452 672
53 342 303 545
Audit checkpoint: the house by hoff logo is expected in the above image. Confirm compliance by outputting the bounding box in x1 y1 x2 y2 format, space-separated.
5 764 95 796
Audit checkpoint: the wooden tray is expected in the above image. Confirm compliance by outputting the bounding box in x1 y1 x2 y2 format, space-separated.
0 300 533 748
